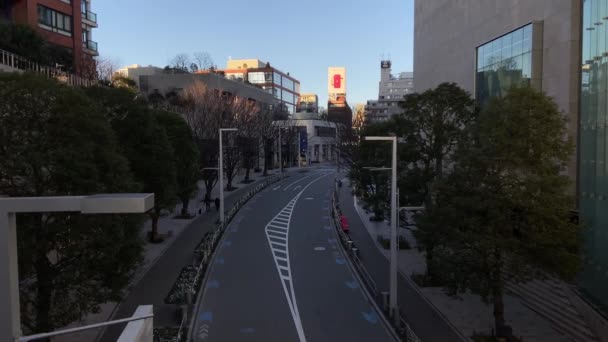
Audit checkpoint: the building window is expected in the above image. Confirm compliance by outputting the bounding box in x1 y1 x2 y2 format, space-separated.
38 5 72 36
248 72 272 84
273 72 282 86
475 23 533 107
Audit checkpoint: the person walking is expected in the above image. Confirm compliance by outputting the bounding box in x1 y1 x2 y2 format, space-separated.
214 197 220 212
204 195 211 211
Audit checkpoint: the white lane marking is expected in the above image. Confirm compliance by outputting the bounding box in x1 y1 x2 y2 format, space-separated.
283 172 328 191
264 172 332 342
314 247 326 251
293 185 303 191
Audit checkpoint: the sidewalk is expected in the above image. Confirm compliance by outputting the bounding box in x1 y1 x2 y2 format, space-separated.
350 185 568 341
55 168 277 342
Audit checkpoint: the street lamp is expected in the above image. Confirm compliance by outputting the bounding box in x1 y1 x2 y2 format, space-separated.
0 193 154 342
364 135 399 325
219 128 238 224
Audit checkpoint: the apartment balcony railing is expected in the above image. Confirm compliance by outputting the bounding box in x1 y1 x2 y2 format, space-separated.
0 48 96 87
84 40 98 52
82 10 97 24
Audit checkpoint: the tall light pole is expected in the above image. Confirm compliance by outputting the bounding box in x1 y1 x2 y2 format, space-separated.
219 128 238 224
365 135 398 324
0 194 154 342
278 128 284 174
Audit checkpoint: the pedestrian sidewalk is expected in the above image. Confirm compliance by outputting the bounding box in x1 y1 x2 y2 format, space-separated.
55 168 274 342
351 193 568 342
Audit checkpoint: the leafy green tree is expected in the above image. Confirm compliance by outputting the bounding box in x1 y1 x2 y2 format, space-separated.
84 86 177 242
397 82 477 206
417 87 580 338
152 110 199 217
392 83 476 281
0 73 143 333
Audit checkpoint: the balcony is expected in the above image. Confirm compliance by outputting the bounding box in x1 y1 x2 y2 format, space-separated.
82 10 98 27
83 40 99 56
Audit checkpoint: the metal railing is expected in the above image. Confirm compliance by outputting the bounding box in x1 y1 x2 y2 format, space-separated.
0 48 96 87
19 313 153 341
82 10 97 23
84 40 98 52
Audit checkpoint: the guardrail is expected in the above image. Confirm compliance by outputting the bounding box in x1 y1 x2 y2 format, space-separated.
331 186 421 342
0 48 96 87
20 306 152 342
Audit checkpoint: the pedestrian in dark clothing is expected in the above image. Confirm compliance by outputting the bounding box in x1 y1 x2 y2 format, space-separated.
204 196 211 210
215 198 220 212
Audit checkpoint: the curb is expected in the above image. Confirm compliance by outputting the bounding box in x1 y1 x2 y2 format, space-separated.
329 193 401 342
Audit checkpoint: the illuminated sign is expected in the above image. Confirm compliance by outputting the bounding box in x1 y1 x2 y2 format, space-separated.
328 67 346 95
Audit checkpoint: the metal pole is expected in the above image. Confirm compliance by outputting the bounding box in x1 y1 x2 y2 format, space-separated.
390 137 398 323
279 129 283 174
298 128 301 168
219 129 225 224
0 212 20 342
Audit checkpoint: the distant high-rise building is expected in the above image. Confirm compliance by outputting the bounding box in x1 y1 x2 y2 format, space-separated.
327 67 352 126
365 60 414 123
220 59 300 114
6 0 98 76
297 93 319 113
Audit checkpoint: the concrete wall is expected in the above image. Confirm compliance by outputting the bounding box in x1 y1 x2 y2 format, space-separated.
414 0 582 188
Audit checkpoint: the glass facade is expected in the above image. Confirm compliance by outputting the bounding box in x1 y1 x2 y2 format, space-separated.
248 72 272 84
475 24 533 107
580 0 608 309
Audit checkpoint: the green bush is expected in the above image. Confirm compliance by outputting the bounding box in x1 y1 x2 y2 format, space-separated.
377 235 411 250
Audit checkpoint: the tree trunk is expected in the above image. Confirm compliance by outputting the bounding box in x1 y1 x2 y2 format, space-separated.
150 209 160 242
34 245 52 336
493 283 506 336
180 197 190 217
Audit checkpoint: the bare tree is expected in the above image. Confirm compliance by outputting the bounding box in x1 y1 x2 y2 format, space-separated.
193 51 214 71
181 81 224 201
96 56 121 83
234 99 262 182
170 53 191 72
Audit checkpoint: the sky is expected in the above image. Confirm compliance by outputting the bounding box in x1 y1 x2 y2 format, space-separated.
94 0 414 107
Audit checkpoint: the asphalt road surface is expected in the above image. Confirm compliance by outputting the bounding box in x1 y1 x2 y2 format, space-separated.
192 169 395 342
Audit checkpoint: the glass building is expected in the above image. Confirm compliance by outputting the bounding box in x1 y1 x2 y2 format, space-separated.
580 0 608 309
475 24 533 107
224 60 300 114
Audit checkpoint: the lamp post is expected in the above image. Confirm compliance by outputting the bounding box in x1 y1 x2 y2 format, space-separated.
364 135 398 324
219 128 238 224
0 193 154 342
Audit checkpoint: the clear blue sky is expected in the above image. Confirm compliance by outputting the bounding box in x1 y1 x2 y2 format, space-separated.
94 0 414 107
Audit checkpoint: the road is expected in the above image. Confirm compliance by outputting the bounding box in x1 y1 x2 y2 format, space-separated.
337 176 464 342
100 172 288 342
192 169 395 342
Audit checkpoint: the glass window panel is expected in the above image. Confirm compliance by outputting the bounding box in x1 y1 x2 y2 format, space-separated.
484 41 493 67
274 72 281 86
523 24 533 53
501 33 512 59
522 52 532 79
493 38 503 62
477 45 485 69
